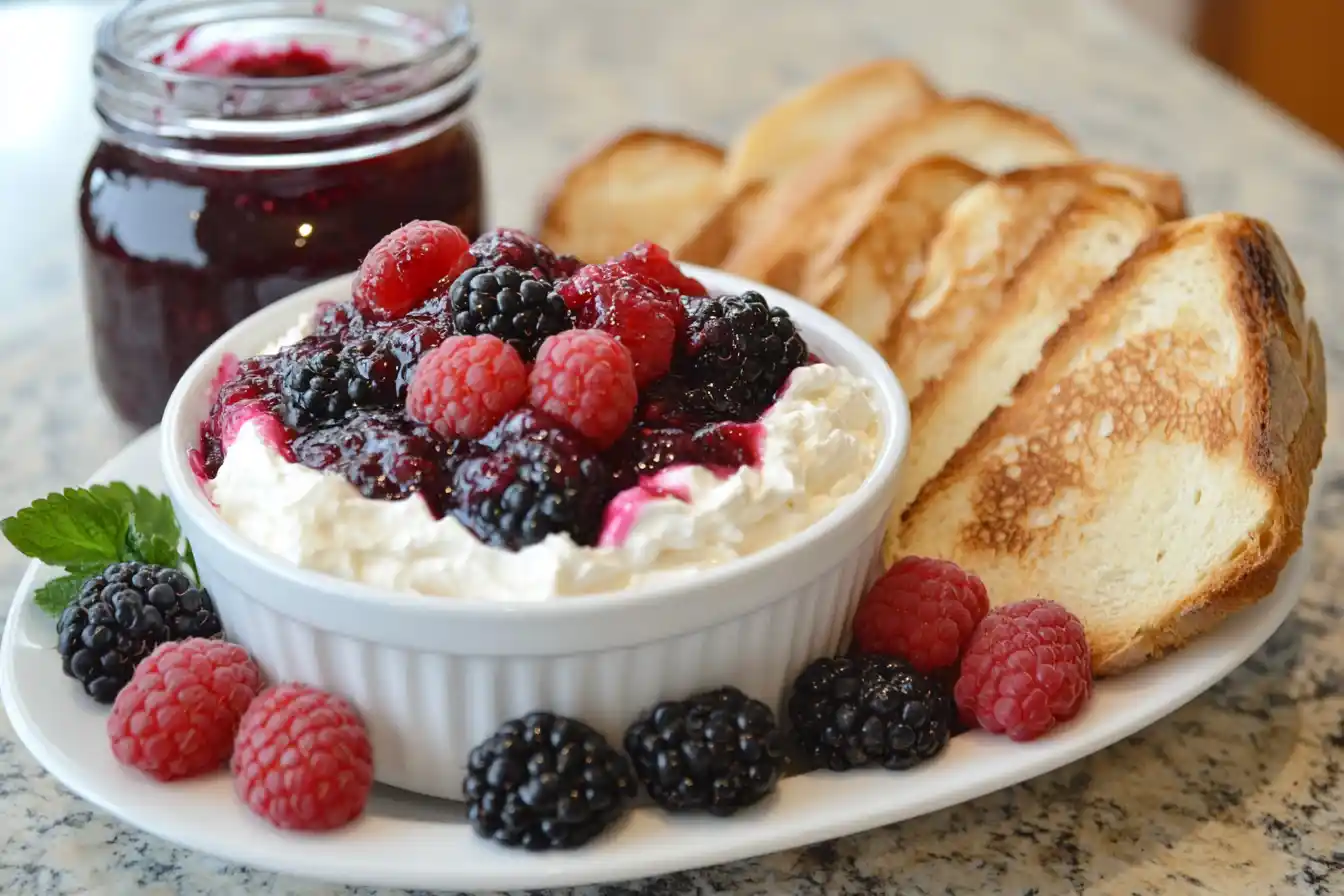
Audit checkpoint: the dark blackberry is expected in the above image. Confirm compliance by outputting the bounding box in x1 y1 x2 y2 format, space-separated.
57 562 221 703
677 292 809 421
604 422 761 491
279 341 354 428
624 686 785 816
464 711 636 851
449 265 572 360
453 430 611 550
292 408 478 516
468 228 569 280
788 655 952 772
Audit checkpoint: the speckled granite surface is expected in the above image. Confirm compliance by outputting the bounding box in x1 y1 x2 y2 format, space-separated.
2 0 1343 893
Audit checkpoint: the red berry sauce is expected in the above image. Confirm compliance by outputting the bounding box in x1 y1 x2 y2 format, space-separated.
197 232 809 553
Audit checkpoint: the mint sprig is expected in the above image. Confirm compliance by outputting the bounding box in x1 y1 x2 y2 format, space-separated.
2 482 197 618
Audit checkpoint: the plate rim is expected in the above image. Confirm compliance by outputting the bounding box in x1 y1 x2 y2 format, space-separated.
0 427 1311 891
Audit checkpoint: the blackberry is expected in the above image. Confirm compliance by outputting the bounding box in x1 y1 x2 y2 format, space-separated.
464 711 636 851
677 292 809 420
279 341 354 428
624 686 785 816
468 228 570 281
57 562 221 703
453 430 611 550
449 265 572 360
292 408 478 516
788 655 951 772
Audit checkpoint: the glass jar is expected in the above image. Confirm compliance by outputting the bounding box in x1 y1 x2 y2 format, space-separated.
79 0 486 431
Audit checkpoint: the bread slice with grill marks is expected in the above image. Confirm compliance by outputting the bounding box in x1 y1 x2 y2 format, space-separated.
892 213 1326 675
892 185 1163 514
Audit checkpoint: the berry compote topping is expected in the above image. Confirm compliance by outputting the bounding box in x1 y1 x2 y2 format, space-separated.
198 230 811 551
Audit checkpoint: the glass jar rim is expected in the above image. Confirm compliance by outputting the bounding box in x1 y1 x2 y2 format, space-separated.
92 0 479 164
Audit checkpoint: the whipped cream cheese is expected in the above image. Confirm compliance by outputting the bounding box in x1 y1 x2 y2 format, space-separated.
210 326 881 599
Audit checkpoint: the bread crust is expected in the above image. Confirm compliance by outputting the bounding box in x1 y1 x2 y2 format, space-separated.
537 129 725 263
891 214 1325 675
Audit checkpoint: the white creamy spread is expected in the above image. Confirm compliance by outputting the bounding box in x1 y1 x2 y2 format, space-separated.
208 318 881 599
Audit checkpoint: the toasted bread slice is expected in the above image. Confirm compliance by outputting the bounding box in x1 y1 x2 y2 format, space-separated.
893 213 1325 675
724 59 939 189
722 97 1080 289
1009 160 1188 221
885 161 1186 401
673 181 768 268
892 186 1163 513
799 156 985 344
538 129 725 263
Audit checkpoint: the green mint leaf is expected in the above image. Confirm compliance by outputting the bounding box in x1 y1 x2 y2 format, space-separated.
183 539 200 583
33 573 86 618
89 483 181 548
128 525 181 568
64 561 113 578
1 487 129 568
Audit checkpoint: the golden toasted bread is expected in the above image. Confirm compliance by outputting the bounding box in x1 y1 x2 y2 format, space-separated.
722 97 1080 290
884 161 1186 401
1008 160 1187 221
723 59 939 189
673 181 768 268
893 213 1325 675
892 186 1162 513
798 156 985 345
538 129 725 263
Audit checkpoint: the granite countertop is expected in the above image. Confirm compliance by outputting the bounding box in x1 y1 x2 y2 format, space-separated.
2 0 1342 893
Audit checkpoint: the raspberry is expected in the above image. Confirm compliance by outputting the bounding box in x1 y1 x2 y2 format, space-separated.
851 556 990 673
232 684 374 832
529 330 638 448
406 335 527 439
555 263 682 385
107 639 262 781
353 220 473 320
613 242 708 297
954 599 1093 742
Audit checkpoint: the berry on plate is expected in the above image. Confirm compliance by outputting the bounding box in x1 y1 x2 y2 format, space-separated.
463 711 636 850
231 684 374 831
468 227 577 281
528 330 638 448
107 639 262 782
612 242 708 297
624 686 785 816
788 655 952 771
554 262 682 385
953 599 1093 742
353 220 472 320
851 556 990 673
57 562 223 704
448 265 572 361
406 335 528 440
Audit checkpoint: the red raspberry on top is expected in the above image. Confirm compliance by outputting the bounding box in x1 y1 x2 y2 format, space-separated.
851 556 990 673
232 683 374 832
954 599 1093 742
406 335 527 440
529 330 638 448
353 220 473 320
613 242 708 297
107 639 263 782
555 262 683 385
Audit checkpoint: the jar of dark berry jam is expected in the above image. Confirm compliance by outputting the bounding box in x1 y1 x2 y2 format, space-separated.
79 0 485 431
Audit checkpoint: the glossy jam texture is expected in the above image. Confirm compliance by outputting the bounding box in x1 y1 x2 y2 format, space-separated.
79 47 484 430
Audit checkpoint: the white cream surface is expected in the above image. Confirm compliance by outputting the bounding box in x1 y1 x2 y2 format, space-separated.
209 361 880 600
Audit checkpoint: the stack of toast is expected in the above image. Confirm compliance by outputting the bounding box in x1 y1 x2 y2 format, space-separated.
538 60 1326 676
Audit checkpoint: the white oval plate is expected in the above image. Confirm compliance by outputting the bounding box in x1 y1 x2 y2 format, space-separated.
1 428 1310 892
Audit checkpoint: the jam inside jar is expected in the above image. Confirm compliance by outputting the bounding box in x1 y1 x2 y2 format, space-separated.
79 0 485 431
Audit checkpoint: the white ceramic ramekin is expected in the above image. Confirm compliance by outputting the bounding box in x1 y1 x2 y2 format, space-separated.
161 265 909 800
